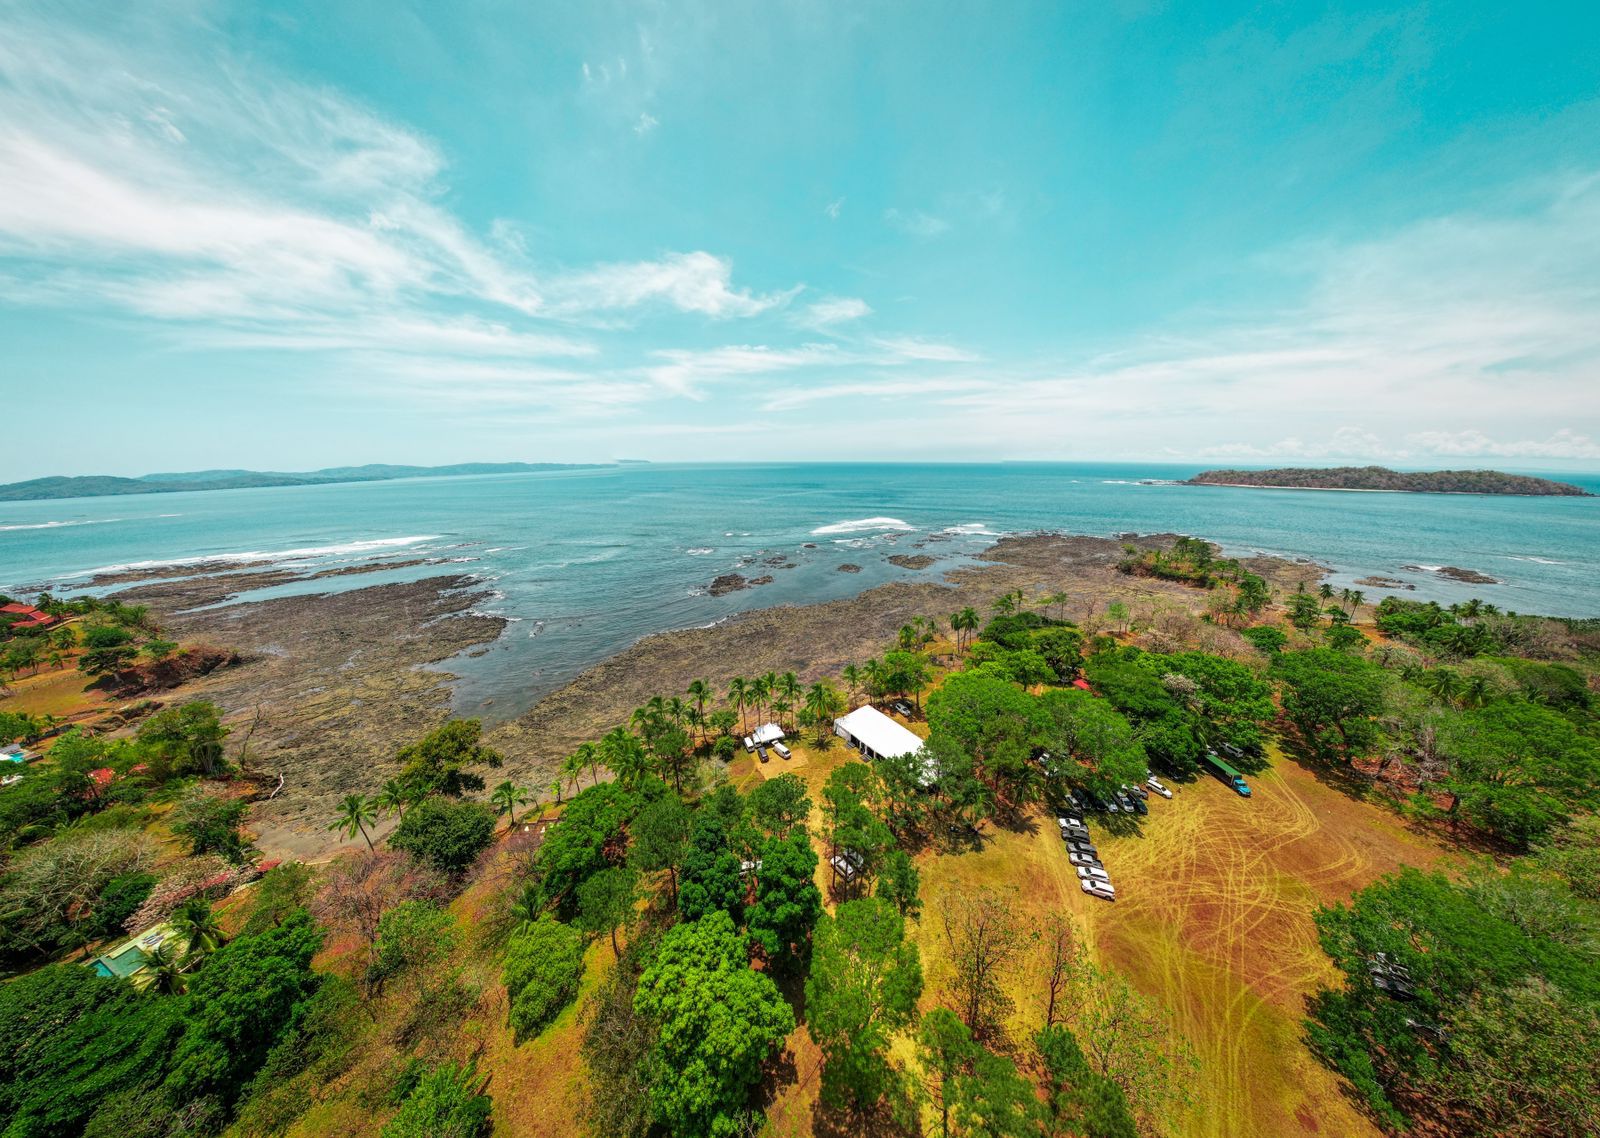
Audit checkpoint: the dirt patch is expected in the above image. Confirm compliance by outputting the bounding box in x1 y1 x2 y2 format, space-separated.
887 554 937 570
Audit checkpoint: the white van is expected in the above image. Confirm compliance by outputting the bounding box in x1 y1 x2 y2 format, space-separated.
772 741 792 759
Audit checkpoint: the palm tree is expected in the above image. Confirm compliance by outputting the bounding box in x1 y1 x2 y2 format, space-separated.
863 658 886 706
991 592 1017 616
1421 668 1462 705
727 677 750 733
330 793 377 852
492 780 530 825
376 778 410 820
773 698 794 730
170 898 223 961
666 696 688 727
1318 583 1335 601
803 681 844 744
560 750 586 798
1458 675 1493 709
132 940 188 995
601 727 653 790
897 624 918 651
777 671 802 713
574 741 601 787
708 708 738 739
841 664 862 706
1043 591 1070 620
951 607 980 651
687 679 712 737
754 672 778 726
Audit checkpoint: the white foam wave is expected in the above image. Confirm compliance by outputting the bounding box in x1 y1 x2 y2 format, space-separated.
0 518 120 532
685 547 716 556
811 516 914 535
940 523 997 536
67 534 442 578
1504 555 1563 565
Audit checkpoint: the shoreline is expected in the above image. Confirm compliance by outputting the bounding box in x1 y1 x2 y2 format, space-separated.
43 530 1326 860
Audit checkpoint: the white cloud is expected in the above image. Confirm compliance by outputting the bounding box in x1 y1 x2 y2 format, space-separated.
825 197 844 220
801 296 871 328
633 112 659 135
551 252 793 319
1403 429 1600 461
884 207 951 237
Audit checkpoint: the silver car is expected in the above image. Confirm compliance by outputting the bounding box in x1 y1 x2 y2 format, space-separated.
1080 878 1116 901
1076 864 1112 885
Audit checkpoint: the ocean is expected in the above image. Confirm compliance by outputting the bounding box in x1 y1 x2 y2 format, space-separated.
3 462 1597 719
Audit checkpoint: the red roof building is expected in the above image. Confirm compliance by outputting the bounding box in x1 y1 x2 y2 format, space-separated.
1 603 58 630
1071 678 1094 692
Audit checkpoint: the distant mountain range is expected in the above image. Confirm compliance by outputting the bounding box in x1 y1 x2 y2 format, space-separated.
1186 465 1593 496
0 462 626 502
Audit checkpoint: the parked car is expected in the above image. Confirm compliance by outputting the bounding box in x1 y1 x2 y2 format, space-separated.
1113 790 1138 813
772 741 792 759
1076 864 1112 885
1080 878 1116 901
1067 851 1101 869
756 745 769 762
890 700 914 717
1123 782 1149 800
1127 793 1148 816
1065 842 1098 859
1145 776 1173 798
1085 791 1115 813
1220 742 1245 760
1060 823 1091 839
1066 789 1086 810
743 736 756 753
1057 814 1085 830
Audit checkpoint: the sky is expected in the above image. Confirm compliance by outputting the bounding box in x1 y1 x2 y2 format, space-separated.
2 0 1599 479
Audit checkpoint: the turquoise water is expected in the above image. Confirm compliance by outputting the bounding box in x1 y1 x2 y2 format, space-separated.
3 462 1597 719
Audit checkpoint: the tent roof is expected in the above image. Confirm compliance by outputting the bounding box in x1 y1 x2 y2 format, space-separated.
834 705 924 759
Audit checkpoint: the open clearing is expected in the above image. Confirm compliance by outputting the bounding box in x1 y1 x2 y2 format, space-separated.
744 733 1450 1138
1085 753 1451 1138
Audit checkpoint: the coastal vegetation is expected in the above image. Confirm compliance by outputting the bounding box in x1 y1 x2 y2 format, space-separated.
1186 465 1592 496
0 535 1595 1136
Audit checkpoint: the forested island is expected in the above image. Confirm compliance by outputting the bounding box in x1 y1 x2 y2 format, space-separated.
0 462 621 502
1186 465 1592 496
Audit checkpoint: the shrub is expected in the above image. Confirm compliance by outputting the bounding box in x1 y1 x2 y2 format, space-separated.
503 915 585 1042
382 1061 491 1138
388 797 495 878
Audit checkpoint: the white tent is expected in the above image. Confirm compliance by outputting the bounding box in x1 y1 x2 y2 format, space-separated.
835 706 938 788
745 722 784 747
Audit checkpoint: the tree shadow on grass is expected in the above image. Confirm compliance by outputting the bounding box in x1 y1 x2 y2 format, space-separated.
811 1089 919 1138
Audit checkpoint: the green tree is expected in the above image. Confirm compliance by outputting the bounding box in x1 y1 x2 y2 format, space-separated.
941 886 1028 1037
1272 649 1387 761
1035 689 1147 800
628 793 691 909
600 726 653 790
746 830 823 974
377 778 412 819
396 719 503 797
330 793 378 852
171 787 251 861
918 1008 977 1138
503 914 586 1042
633 911 795 1138
577 866 639 956
136 700 229 777
877 848 922 919
806 897 924 1113
389 796 496 878
535 781 639 914
1288 592 1323 631
1036 1026 1137 1138
926 672 1041 808
745 772 812 838
163 910 324 1113
1432 700 1600 845
951 607 980 651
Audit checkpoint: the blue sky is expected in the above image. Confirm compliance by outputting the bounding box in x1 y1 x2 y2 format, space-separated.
2 0 1599 479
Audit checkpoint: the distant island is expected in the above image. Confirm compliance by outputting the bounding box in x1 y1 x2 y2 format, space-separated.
0 461 625 502
1186 465 1592 497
